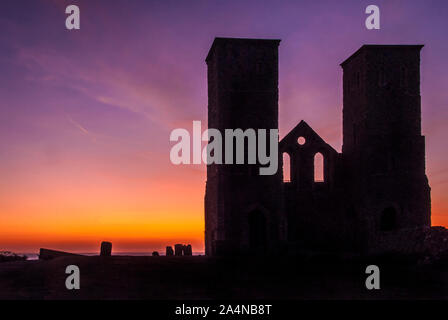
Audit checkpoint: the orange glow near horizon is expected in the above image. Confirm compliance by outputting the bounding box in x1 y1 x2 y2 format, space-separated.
2 164 447 253
0 207 204 253
430 206 448 228
0 160 207 253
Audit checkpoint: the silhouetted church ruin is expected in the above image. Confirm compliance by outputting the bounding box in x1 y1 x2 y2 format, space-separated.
204 38 431 255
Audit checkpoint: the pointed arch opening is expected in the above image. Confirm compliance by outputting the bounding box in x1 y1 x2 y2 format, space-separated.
314 152 324 182
282 152 291 182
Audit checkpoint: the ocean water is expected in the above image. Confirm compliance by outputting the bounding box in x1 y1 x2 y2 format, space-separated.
22 252 205 260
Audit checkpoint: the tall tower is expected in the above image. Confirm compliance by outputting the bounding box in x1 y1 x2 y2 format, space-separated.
341 45 431 249
204 38 283 255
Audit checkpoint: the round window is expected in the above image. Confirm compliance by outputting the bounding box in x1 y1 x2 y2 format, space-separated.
298 136 306 145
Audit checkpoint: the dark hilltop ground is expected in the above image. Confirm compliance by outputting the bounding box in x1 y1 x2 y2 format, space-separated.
0 253 447 300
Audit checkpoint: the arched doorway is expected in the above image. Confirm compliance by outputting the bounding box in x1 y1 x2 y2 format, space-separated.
248 210 267 253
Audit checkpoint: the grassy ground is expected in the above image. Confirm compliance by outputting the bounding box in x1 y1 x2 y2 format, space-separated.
0 255 447 300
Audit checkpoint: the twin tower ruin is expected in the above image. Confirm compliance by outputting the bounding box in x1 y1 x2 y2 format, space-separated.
204 38 431 255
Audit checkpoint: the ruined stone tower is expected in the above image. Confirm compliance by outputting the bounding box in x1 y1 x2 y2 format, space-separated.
204 38 283 255
340 45 431 250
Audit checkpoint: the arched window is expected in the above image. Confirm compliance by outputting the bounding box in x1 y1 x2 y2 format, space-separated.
380 207 397 231
314 152 324 182
283 152 291 182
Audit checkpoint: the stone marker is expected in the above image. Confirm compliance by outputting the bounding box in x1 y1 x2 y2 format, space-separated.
174 244 183 256
152 251 159 256
100 241 112 256
166 246 174 256
184 244 192 256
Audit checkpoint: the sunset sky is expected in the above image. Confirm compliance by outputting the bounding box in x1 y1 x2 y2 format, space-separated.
1 0 447 253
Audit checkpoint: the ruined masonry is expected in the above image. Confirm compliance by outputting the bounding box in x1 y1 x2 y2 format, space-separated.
204 38 431 255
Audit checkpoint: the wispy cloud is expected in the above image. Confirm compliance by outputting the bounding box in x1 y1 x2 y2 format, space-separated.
67 115 89 135
66 114 98 144
15 43 204 131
